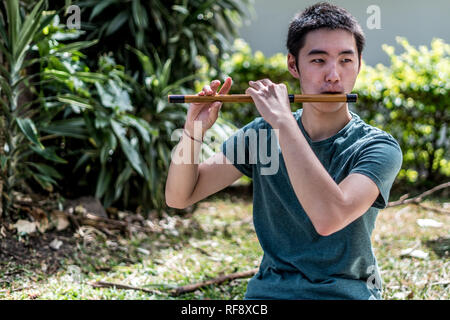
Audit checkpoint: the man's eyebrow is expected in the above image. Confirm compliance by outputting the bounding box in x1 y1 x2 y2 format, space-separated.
307 49 355 55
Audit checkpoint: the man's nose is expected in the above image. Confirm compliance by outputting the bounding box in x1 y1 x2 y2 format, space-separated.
325 64 340 83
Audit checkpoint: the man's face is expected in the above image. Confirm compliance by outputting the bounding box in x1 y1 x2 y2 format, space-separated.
287 28 360 113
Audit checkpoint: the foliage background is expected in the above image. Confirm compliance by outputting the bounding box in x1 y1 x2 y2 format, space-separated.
0 0 447 221
197 38 450 193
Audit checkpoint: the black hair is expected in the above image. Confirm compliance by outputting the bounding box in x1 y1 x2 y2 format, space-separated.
286 2 365 69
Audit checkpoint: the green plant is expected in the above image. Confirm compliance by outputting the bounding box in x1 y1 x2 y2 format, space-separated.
37 19 237 212
36 21 153 209
127 46 238 211
0 0 95 217
75 0 254 85
214 38 449 192
354 37 449 189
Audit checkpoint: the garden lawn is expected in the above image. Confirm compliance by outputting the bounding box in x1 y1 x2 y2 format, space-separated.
0 191 448 300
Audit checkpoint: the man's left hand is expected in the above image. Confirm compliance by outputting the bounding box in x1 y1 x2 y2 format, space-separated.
246 79 293 128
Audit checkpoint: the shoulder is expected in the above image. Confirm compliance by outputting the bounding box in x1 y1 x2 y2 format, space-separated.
351 113 402 153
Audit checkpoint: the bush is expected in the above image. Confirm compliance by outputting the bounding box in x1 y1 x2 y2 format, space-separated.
75 0 254 86
354 37 449 190
0 1 82 217
211 38 449 191
38 18 237 213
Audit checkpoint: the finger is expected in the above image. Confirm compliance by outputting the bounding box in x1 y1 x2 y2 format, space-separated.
210 80 221 92
260 78 272 86
218 77 233 94
249 80 263 90
245 87 258 96
202 84 213 95
210 101 222 119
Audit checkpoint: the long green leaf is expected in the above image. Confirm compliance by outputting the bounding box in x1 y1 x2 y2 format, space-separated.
73 151 94 172
29 145 67 164
57 94 93 110
53 39 99 53
14 0 45 62
119 114 150 143
114 164 133 200
27 162 63 179
40 118 88 139
5 0 20 49
89 0 116 20
95 165 112 199
105 11 128 36
126 45 154 75
16 118 44 149
30 171 55 192
110 119 144 176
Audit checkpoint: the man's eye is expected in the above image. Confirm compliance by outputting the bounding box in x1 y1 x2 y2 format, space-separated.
312 59 324 63
342 58 352 63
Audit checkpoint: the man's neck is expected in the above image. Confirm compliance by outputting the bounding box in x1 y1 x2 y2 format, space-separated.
300 103 352 142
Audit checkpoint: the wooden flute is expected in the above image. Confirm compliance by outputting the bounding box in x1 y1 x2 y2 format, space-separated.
168 93 357 103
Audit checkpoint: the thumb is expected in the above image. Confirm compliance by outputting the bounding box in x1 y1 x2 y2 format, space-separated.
209 101 222 122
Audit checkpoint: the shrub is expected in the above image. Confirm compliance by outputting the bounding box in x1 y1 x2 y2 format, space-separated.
38 16 238 213
354 37 449 190
210 38 449 191
75 0 254 86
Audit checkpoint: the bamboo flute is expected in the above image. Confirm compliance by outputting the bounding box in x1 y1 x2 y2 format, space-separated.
168 93 357 104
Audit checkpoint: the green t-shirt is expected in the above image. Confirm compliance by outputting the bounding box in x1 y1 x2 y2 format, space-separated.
221 109 403 300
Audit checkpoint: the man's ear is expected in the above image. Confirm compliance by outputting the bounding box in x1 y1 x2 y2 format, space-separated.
287 53 300 79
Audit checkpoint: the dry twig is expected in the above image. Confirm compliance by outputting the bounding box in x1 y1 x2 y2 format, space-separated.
90 281 162 295
386 181 449 214
172 268 258 296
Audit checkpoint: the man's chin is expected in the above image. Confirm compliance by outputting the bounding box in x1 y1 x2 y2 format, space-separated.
306 101 347 113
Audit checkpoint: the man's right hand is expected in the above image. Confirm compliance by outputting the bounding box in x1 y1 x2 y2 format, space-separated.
184 77 233 140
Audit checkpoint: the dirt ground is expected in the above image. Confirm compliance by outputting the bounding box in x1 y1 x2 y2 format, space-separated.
0 226 78 280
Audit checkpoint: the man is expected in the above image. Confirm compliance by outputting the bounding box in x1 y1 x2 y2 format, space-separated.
165 2 402 300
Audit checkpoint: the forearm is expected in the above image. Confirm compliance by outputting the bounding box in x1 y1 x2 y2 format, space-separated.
165 131 203 208
274 116 346 233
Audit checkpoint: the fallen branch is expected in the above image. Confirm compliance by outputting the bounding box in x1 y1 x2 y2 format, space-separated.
90 281 162 295
386 181 450 214
0 285 35 293
64 210 161 236
416 203 450 214
172 268 258 296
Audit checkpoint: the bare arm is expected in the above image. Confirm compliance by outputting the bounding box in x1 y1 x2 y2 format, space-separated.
165 77 241 208
165 149 243 209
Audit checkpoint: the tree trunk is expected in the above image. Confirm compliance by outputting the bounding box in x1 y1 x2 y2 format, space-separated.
0 50 4 219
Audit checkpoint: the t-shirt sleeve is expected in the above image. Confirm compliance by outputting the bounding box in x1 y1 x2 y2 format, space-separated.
349 135 403 209
220 119 261 178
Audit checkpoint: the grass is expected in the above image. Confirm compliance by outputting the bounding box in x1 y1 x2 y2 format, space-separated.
0 191 448 300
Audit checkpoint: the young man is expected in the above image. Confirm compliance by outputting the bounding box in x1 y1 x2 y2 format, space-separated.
165 2 402 300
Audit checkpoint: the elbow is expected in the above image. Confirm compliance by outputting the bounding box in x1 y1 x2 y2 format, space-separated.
311 210 343 237
314 196 349 236
165 183 187 209
165 196 188 209
166 200 186 210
